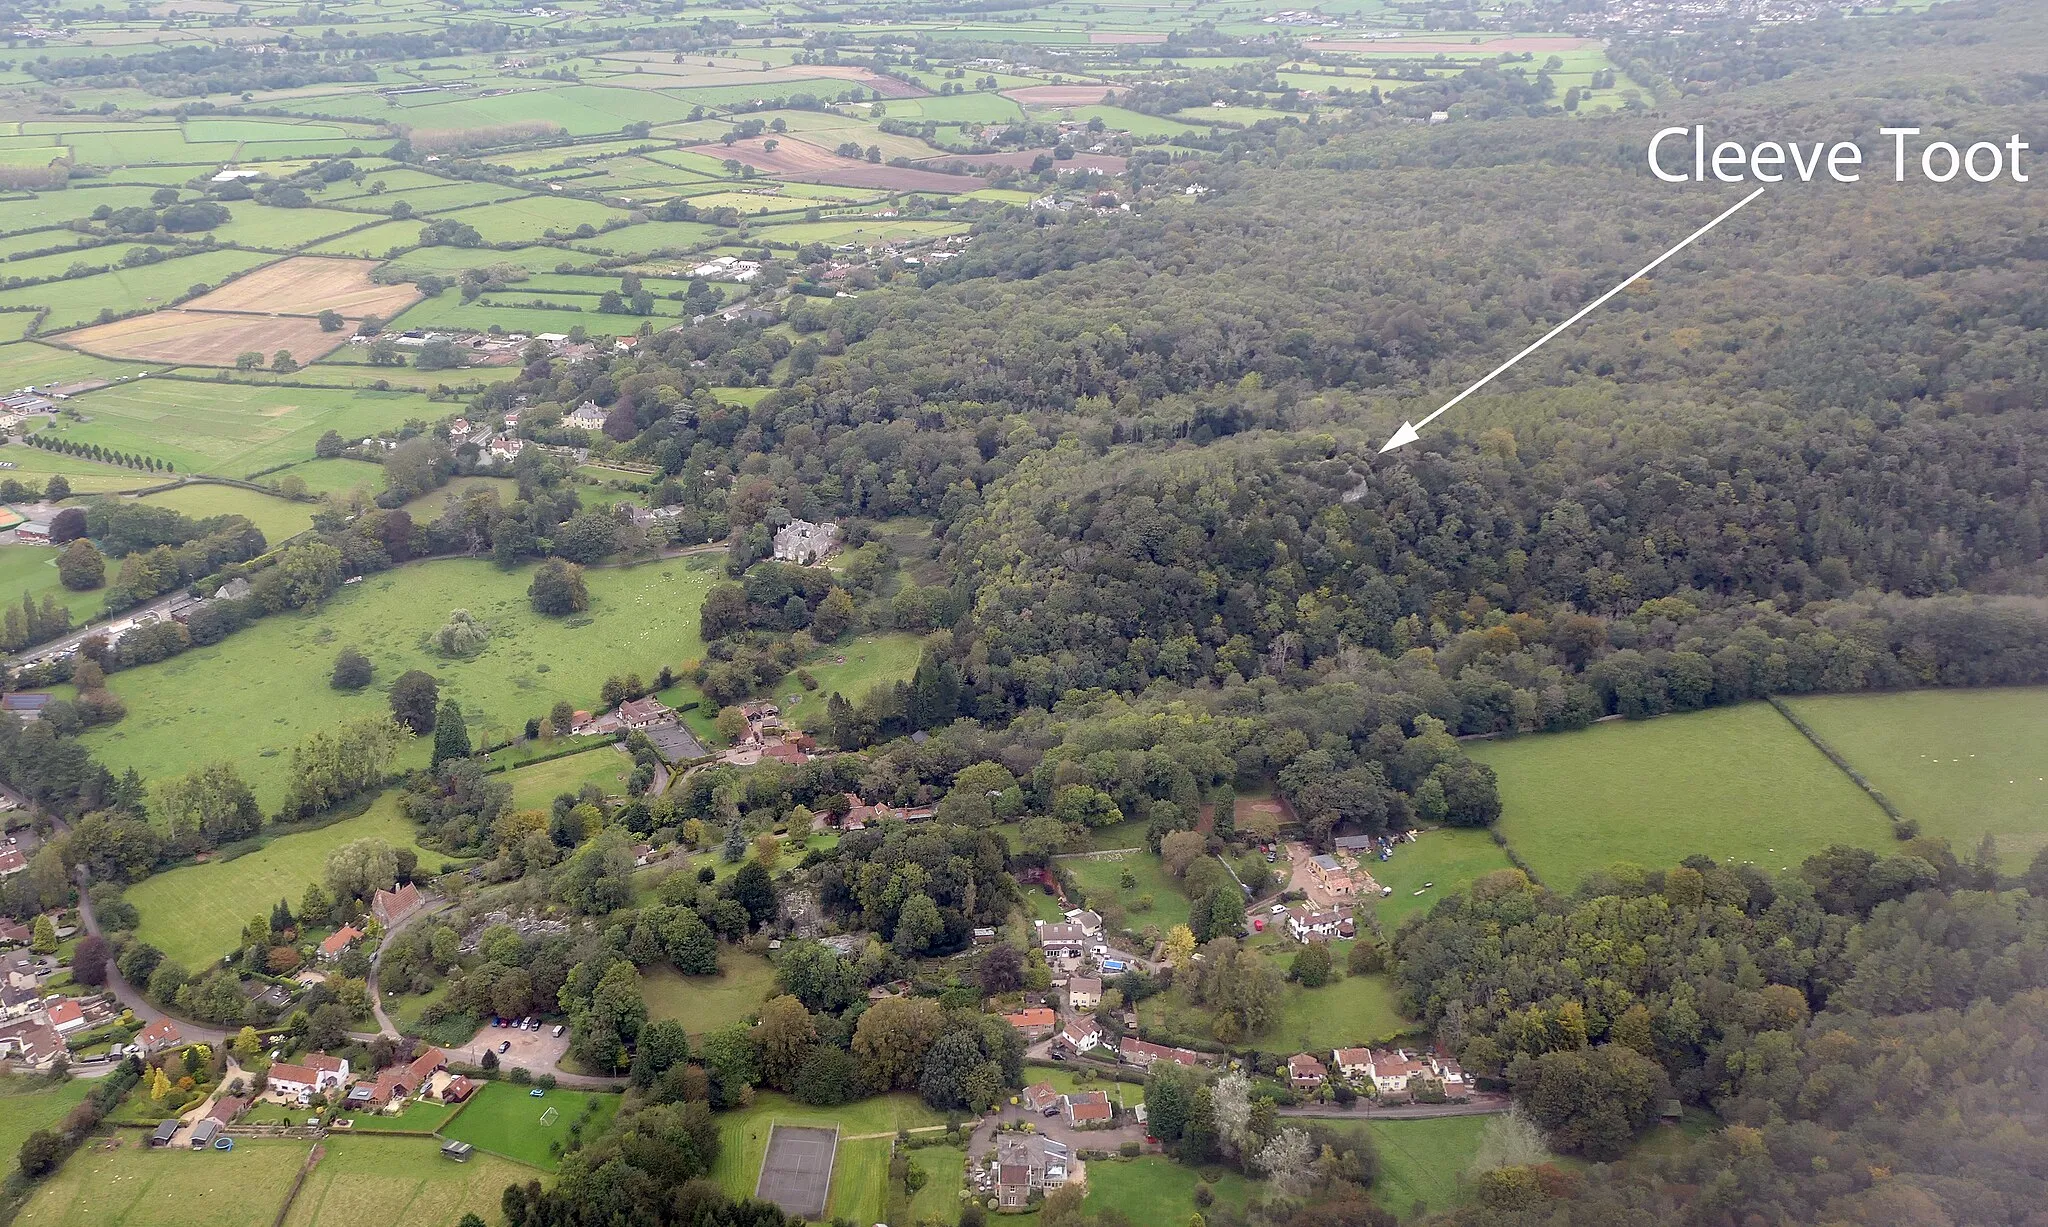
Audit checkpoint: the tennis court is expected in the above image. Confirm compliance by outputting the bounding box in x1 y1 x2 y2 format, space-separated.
755 1123 838 1220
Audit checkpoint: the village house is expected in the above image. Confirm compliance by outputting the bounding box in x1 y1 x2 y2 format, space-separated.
1062 1089 1113 1127
771 519 841 565
1035 921 1088 962
1021 1082 1063 1114
1118 1037 1203 1069
1287 904 1346 942
372 883 422 927
1000 1007 1057 1038
1288 1052 1328 1091
1067 975 1102 1013
1359 1048 1459 1099
760 740 808 766
137 1018 184 1055
0 847 25 876
616 696 674 729
1308 853 1358 898
1057 1014 1101 1054
267 1052 350 1100
1332 1047 1374 1080
358 1046 448 1108
42 997 84 1034
0 919 28 946
994 1133 1070 1208
319 925 364 961
0 1012 64 1068
565 401 608 431
1064 909 1103 938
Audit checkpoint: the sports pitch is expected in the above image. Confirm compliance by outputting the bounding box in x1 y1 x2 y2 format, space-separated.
755 1124 838 1221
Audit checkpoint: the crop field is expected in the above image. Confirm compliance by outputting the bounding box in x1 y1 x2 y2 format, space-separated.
134 483 319 547
208 206 377 251
642 951 780 1036
33 380 432 477
17 1135 309 1227
280 1135 527 1227
1786 687 2048 869
185 257 422 319
0 248 277 331
440 1082 622 1170
85 556 721 805
1005 84 1128 105
124 794 439 970
692 136 973 191
1471 704 1892 890
61 310 350 367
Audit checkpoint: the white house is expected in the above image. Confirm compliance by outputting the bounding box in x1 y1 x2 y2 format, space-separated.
565 402 608 430
771 519 840 565
267 1052 350 1099
1287 904 1344 942
1058 1015 1101 1054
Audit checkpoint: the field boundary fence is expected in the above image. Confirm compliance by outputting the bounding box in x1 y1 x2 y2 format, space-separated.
1766 697 1910 831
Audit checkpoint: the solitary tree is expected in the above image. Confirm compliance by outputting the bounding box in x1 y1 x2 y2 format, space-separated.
56 539 105 591
317 309 344 332
388 670 439 734
330 646 373 690
431 699 471 766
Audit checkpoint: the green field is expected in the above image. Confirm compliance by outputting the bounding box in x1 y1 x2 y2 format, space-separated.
1267 967 1412 1051
1361 827 1518 932
642 951 779 1036
1786 687 2048 869
34 381 434 478
1320 1114 1492 1215
0 248 276 330
1083 1157 1255 1222
84 556 722 806
0 542 105 621
18 1135 309 1227
135 483 319 547
504 745 636 810
0 1076 94 1164
1471 704 1891 890
1062 848 1193 933
903 1143 967 1223
782 632 926 726
282 1134 526 1227
123 793 438 970
439 1081 622 1171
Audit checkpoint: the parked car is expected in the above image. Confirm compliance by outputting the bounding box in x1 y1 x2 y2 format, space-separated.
1269 904 1288 915
551 1024 564 1038
529 1088 545 1098
491 1017 503 1027
499 1041 511 1053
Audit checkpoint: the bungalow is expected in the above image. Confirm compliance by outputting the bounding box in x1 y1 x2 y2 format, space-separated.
1118 1037 1202 1069
1286 905 1345 943
0 694 50 723
1000 1007 1057 1038
372 882 422 927
42 997 85 1034
0 848 24 876
319 926 364 961
1035 921 1088 961
616 697 672 729
1062 1089 1113 1127
1020 1081 1063 1115
1287 1052 1328 1091
760 741 808 766
207 1095 248 1124
1057 1015 1101 1054
1067 976 1102 1013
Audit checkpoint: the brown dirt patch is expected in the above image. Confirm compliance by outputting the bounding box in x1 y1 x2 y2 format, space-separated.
1004 84 1128 106
183 257 421 319
690 136 971 191
1314 36 1596 54
1088 32 1165 44
60 311 347 367
767 64 928 98
929 149 1126 174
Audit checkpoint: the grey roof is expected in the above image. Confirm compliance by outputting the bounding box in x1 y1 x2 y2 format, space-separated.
1332 835 1376 850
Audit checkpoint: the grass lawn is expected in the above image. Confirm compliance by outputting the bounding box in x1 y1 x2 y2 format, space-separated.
1317 1115 1491 1215
439 1080 622 1171
337 1097 459 1132
503 745 635 810
903 1142 967 1223
709 1093 945 1214
1786 687 2048 870
1469 704 1891 891
0 1075 93 1163
1062 848 1192 933
84 555 721 808
1083 1157 1255 1223
1266 967 1413 1051
781 632 924 725
33 380 434 478
642 951 779 1037
0 543 104 621
17 1136 308 1227
1359 827 1517 933
280 1134 526 1227
134 483 320 548
124 793 437 971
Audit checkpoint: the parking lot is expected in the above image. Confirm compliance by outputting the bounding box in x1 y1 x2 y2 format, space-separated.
458 1020 570 1076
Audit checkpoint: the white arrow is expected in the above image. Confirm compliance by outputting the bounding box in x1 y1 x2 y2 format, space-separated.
1380 186 1766 454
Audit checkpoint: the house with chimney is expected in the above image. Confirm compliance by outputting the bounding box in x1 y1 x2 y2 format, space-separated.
267 1053 350 1101
1056 1014 1100 1054
1286 904 1347 942
993 1133 1071 1208
1118 1037 1203 1069
1062 1089 1113 1127
1287 1052 1328 1091
372 883 422 927
1000 1007 1057 1038
319 926 363 961
1035 921 1088 962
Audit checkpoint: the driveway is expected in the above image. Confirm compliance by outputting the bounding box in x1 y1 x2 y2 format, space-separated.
366 898 446 1038
458 1022 569 1077
968 1099 1150 1166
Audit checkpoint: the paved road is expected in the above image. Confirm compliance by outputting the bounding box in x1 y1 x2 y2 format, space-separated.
7 589 190 668
365 898 448 1038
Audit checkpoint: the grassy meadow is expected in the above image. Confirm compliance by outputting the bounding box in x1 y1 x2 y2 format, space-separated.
280 1135 526 1227
1083 1157 1255 1223
1062 847 1193 932
17 1136 308 1227
1471 704 1891 890
0 543 105 621
1786 687 2048 869
0 1076 94 1166
123 793 438 970
642 951 780 1037
134 483 320 546
1320 1115 1493 1215
1360 827 1518 931
84 556 721 807
439 1082 622 1171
